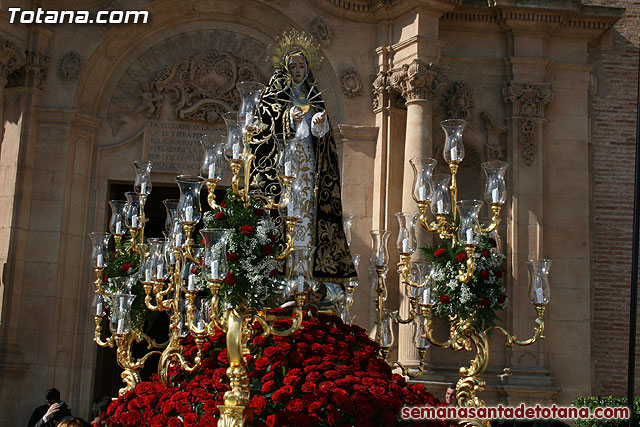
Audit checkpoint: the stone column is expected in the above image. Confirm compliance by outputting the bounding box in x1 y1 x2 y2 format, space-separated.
0 38 26 145
502 81 555 404
390 59 447 367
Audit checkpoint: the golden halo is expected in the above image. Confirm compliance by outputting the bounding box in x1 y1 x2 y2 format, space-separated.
270 29 323 70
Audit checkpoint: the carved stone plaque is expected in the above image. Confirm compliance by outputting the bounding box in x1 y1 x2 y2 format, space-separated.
145 119 224 173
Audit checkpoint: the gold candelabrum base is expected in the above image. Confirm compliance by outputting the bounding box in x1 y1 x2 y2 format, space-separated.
206 178 221 210
419 304 546 427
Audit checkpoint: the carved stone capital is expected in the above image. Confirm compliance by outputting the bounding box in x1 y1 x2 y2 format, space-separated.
390 59 447 103
502 81 552 165
442 81 474 121
0 38 26 81
371 70 391 112
7 50 49 90
340 67 362 98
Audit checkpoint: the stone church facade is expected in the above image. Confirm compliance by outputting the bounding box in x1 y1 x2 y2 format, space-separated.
0 0 636 423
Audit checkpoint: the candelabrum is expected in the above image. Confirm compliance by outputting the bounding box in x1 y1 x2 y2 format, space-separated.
90 81 310 427
369 119 550 427
340 215 361 325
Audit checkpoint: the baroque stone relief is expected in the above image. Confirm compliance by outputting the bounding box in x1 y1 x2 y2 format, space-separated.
58 51 83 82
0 37 27 81
7 50 49 90
106 30 272 136
502 81 552 166
371 70 390 111
442 81 474 121
309 17 335 48
340 68 361 98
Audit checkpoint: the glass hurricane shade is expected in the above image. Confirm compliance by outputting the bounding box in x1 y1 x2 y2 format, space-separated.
407 261 432 300
288 246 316 293
133 161 152 196
109 293 135 335
343 215 355 247
370 266 387 302
279 180 304 219
482 160 508 204
124 192 144 229
527 259 551 304
277 137 302 178
409 157 437 203
370 230 391 267
395 212 418 254
430 174 452 216
380 315 394 348
237 81 266 129
223 112 246 160
200 229 232 281
92 294 105 316
176 175 204 225
108 200 127 235
457 200 483 245
413 315 430 349
181 247 205 292
441 119 466 164
163 199 179 235
89 232 110 268
200 134 225 180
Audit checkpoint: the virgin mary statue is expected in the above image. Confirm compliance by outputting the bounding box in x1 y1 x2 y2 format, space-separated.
249 30 356 284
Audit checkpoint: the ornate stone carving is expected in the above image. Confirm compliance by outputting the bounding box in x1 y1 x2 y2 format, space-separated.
7 50 49 90
371 70 390 112
0 38 26 81
502 82 552 165
133 51 263 124
340 68 361 98
107 30 271 135
309 17 335 48
442 81 473 120
58 51 83 81
390 59 447 103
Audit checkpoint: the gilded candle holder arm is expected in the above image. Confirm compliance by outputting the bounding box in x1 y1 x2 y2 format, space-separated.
275 217 298 260
419 305 452 348
486 304 546 347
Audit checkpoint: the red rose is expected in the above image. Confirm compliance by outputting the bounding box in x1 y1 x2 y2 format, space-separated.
250 395 267 415
328 409 343 426
183 413 199 427
482 249 491 258
286 398 304 412
253 335 266 346
308 401 323 413
434 248 446 257
215 211 225 220
224 272 237 286
456 252 467 262
301 382 316 393
498 295 506 304
255 357 270 371
266 415 276 427
272 385 293 403
370 385 386 396
151 414 168 427
496 270 503 278
191 266 198 274
480 270 490 280
219 200 227 208
481 297 491 307
440 294 451 304
261 380 275 393
240 225 254 235
319 381 336 393
121 263 130 273
262 244 273 255
227 252 239 262
254 208 265 216
269 269 277 278
167 417 182 427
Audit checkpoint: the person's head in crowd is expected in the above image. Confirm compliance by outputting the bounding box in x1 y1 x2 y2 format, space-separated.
92 396 111 423
308 282 327 304
445 384 457 406
45 388 61 405
57 417 85 427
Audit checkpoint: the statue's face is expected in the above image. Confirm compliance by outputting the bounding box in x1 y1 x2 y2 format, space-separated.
288 55 307 84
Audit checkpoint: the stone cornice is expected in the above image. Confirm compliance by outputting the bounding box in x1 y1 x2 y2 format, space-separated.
309 0 458 23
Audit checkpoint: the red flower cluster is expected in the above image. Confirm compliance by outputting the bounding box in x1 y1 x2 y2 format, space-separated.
240 225 254 235
121 263 131 273
102 313 447 427
434 249 446 257
227 252 239 263
214 211 225 220
224 272 238 286
455 252 466 262
440 294 451 304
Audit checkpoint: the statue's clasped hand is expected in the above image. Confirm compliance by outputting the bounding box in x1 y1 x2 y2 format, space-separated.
313 110 327 126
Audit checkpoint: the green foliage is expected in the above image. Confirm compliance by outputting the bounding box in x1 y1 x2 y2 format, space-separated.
572 396 637 427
